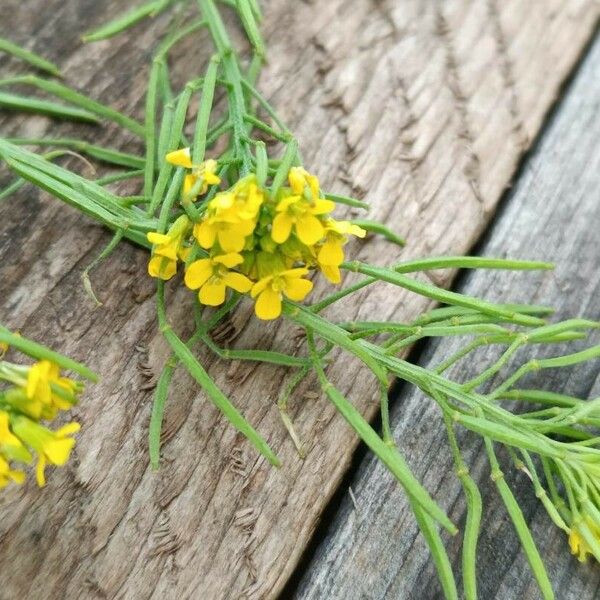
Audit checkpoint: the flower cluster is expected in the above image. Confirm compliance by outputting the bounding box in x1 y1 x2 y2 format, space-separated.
0 350 82 488
147 150 366 319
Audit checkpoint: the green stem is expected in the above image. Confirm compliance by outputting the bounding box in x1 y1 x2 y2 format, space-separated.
0 327 97 381
198 0 252 174
305 331 456 534
156 281 280 466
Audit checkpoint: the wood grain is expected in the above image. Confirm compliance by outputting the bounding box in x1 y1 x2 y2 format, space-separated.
294 31 600 600
0 1 598 598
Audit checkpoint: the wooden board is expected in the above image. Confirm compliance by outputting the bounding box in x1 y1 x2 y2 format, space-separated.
293 31 600 600
0 1 598 598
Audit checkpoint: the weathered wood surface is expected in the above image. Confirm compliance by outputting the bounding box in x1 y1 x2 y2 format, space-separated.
0 1 598 598
294 31 600 600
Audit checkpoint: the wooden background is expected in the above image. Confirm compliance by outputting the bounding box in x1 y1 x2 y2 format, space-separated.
0 1 598 598
294 30 600 600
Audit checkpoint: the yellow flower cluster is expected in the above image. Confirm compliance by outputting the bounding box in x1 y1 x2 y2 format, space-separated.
0 355 82 488
147 149 366 320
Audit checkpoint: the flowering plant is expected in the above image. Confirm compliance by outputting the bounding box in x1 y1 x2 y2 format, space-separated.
1 1 599 598
0 327 95 488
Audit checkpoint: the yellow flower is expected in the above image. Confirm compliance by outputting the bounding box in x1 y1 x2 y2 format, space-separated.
271 195 335 246
185 253 253 306
0 340 8 358
166 148 220 198
317 219 366 284
25 360 78 410
20 360 82 419
12 417 80 486
250 268 313 320
288 166 320 200
147 215 191 280
210 176 264 221
194 216 256 253
193 177 264 253
0 455 25 489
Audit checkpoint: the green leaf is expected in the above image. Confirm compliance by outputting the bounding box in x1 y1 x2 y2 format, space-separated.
411 501 458 600
0 91 98 122
0 75 144 136
324 192 369 210
343 261 546 327
7 137 145 169
485 440 555 600
394 256 554 273
351 219 405 246
0 37 61 77
82 0 176 42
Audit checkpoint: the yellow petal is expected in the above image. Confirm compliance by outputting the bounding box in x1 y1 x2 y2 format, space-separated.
328 219 365 238
288 167 306 195
199 282 226 306
199 159 220 185
166 147 193 168
307 173 320 200
251 276 272 298
569 530 589 562
36 455 47 487
210 192 234 212
275 195 300 213
205 172 221 185
48 363 60 379
178 246 191 262
184 259 213 289
272 212 293 244
281 267 309 278
0 412 22 448
222 272 253 293
53 397 72 411
318 239 345 266
347 223 366 238
147 232 171 245
194 221 217 249
295 214 324 245
148 256 177 280
55 422 81 437
0 412 10 436
153 240 178 260
246 186 264 214
26 363 41 400
213 253 244 268
236 219 257 236
216 207 242 224
44 437 75 466
255 288 282 320
311 198 336 215
217 227 246 253
182 173 197 197
283 277 313 301
321 264 341 284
